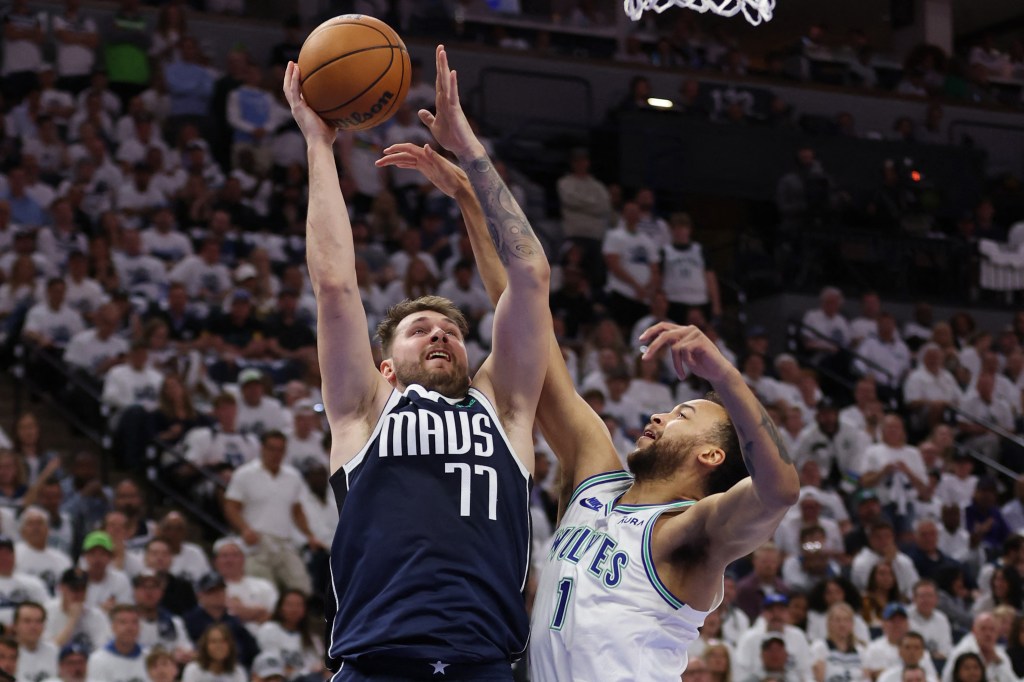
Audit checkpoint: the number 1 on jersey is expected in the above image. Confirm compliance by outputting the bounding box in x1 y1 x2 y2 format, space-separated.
550 577 574 630
444 463 498 520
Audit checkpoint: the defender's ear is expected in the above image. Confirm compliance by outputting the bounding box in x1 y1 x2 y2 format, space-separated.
380 358 396 385
697 447 726 468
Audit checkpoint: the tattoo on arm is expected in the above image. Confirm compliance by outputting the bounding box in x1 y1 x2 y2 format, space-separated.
758 405 793 465
462 157 540 266
734 405 792 478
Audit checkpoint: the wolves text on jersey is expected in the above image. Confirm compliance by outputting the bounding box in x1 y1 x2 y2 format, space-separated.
547 525 629 588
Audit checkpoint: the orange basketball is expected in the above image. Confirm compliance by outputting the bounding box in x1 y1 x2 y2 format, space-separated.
297 15 411 131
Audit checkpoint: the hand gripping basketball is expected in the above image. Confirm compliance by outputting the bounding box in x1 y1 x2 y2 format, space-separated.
283 62 337 148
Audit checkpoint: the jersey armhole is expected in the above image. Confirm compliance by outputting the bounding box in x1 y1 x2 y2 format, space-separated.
641 506 694 611
566 470 632 509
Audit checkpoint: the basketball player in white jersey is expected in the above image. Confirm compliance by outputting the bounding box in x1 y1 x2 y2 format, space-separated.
377 143 801 682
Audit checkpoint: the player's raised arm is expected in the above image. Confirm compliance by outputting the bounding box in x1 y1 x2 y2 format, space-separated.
639 323 800 566
283 62 387 469
377 143 622 499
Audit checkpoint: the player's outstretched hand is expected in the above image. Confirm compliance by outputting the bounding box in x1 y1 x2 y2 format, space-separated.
418 45 484 161
376 142 467 198
283 61 336 148
638 323 736 384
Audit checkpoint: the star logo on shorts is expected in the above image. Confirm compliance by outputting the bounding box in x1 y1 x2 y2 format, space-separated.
430 660 449 675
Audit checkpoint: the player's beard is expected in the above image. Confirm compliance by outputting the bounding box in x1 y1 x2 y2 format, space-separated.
628 434 699 483
393 356 471 398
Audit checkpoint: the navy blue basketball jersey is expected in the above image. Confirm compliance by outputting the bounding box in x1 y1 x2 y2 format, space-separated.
325 383 532 669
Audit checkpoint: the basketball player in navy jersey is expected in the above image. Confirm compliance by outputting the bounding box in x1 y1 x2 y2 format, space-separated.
282 45 551 681
378 143 800 681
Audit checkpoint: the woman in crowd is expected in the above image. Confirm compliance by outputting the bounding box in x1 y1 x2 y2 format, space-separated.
0 255 40 318
11 411 61 484
810 602 867 682
950 652 987 682
146 648 180 682
150 373 204 447
181 624 246 682
807 577 869 643
256 589 323 678
972 566 1024 615
861 562 901 632
705 641 733 682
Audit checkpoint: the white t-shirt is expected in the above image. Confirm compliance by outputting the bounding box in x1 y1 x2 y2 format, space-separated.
855 337 911 388
227 575 277 622
907 605 953 662
733 625 813 682
141 228 193 263
16 639 59 682
2 10 47 75
181 426 260 470
168 256 232 301
661 241 709 305
934 473 977 511
903 367 960 405
14 542 72 595
43 598 111 651
139 611 192 652
64 277 108 319
297 486 337 549
86 645 148 682
63 330 129 376
849 547 920 596
602 226 659 299
808 639 867 682
863 636 939 678
101 364 163 412
802 309 851 348
180 662 247 682
169 543 211 585
52 13 97 77
0 572 49 624
224 461 304 539
84 568 132 609
22 302 86 347
256 621 322 676
860 443 927 512
113 252 168 302
233 395 289 439
941 634 1016 682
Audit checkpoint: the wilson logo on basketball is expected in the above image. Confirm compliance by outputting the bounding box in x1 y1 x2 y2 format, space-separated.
335 90 394 128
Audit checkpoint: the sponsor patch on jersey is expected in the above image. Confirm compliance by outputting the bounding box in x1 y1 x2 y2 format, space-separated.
579 497 602 511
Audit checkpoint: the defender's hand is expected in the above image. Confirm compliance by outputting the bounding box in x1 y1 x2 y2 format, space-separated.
283 61 337 148
417 45 484 161
375 142 467 198
638 323 736 384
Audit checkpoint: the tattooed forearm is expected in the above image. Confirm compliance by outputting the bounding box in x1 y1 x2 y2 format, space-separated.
758 405 792 464
461 156 541 266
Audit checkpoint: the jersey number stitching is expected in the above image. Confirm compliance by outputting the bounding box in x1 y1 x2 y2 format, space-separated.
444 463 498 520
550 577 574 631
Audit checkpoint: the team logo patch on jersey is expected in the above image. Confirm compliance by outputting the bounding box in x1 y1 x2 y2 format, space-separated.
579 497 602 511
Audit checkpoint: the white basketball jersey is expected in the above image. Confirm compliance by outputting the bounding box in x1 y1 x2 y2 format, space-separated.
530 471 721 682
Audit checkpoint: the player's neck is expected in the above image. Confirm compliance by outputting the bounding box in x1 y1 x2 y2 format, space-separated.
620 476 701 506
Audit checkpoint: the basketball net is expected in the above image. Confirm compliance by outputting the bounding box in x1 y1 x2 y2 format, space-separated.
624 0 775 26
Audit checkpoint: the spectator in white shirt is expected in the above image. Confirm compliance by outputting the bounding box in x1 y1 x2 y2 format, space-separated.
907 579 953 668
131 569 192 661
863 604 937 681
168 237 232 305
223 431 320 595
86 604 148 682
43 568 110 650
941 613 1017 682
436 259 492 331
80 531 131 612
284 400 325 470
733 594 813 682
140 206 192 265
233 369 289 439
15 506 71 595
63 303 128 381
934 452 978 513
801 286 851 354
212 537 277 631
21 277 85 351
13 600 58 682
1001 478 1024 534
903 343 960 433
156 512 210 586
100 340 163 431
875 632 939 682
793 397 871 486
957 373 1015 460
0 535 49 626
859 415 929 534
851 520 920 598
602 200 660 331
850 291 882 346
63 250 107 321
841 376 884 443
855 313 911 399
112 228 167 304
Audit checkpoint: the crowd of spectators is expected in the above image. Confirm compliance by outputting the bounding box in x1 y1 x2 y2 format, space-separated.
0 2 1018 682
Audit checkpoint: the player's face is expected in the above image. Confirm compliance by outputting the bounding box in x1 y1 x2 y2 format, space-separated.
388 312 470 398
629 400 728 483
